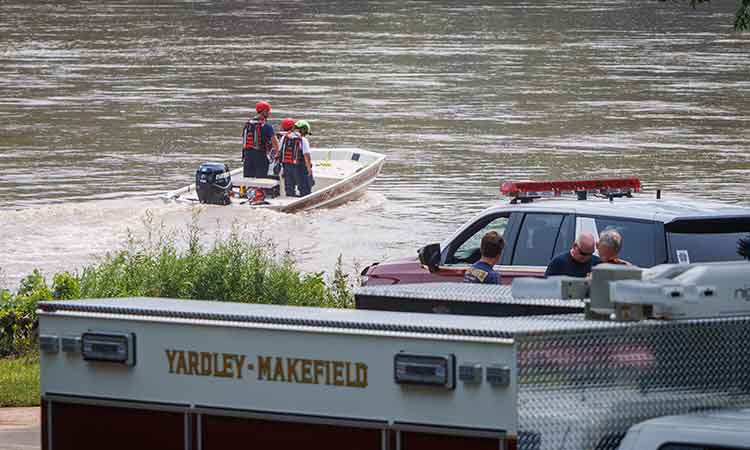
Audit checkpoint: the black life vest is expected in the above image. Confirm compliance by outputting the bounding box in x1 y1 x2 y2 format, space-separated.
243 117 269 152
281 132 304 165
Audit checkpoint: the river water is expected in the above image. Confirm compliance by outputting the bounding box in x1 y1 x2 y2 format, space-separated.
1 1 749 287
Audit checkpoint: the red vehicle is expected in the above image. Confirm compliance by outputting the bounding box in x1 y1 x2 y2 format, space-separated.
361 178 750 285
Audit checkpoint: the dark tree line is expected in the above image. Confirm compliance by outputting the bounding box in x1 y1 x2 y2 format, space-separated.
660 0 750 30
736 0 750 30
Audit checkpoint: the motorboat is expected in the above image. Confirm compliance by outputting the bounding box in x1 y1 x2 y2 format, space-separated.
163 148 386 213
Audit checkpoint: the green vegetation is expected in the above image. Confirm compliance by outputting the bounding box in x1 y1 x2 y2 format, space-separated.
1 269 52 358
0 354 39 407
661 0 750 30
737 0 750 31
0 212 358 405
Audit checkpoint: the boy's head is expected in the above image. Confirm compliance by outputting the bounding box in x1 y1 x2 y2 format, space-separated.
481 231 504 260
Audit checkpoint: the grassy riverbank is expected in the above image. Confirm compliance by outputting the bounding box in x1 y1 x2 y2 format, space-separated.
0 213 358 406
0 355 39 407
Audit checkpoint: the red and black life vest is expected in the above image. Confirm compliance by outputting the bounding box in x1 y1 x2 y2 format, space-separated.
281 132 304 165
243 117 269 152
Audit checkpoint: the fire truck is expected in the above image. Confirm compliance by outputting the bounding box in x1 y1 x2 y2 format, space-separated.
37 262 750 450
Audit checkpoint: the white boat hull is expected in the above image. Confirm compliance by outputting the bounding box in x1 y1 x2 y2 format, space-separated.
163 148 386 213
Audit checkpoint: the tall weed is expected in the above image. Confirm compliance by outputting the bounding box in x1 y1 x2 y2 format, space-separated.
2 210 358 357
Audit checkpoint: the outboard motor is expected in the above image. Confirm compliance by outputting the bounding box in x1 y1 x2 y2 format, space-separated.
195 162 232 205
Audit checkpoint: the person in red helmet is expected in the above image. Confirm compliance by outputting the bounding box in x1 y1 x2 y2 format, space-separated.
242 101 279 178
278 119 313 197
280 117 296 133
271 117 296 178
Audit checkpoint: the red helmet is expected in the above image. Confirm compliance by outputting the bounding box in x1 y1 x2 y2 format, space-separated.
281 117 296 131
255 101 271 114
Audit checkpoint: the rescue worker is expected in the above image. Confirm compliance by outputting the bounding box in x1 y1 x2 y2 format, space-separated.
597 229 631 265
545 232 601 277
296 120 314 193
273 117 296 177
463 231 504 284
242 100 279 178
279 120 313 197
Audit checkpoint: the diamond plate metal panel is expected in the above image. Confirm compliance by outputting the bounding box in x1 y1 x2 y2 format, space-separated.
356 283 515 303
38 298 595 338
516 317 750 450
356 283 585 307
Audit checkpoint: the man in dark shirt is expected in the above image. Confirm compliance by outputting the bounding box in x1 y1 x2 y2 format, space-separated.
242 100 280 178
464 231 505 284
545 232 601 277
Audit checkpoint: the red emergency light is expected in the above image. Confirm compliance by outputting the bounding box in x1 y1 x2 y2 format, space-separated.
501 177 641 202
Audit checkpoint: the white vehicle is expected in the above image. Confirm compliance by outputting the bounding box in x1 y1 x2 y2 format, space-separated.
362 178 750 285
37 262 750 450
617 409 750 450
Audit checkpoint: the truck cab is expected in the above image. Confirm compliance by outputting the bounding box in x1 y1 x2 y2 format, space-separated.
617 409 750 450
362 178 750 285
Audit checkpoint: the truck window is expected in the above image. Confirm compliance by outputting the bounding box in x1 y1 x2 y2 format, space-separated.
667 232 747 264
589 217 657 267
553 214 575 256
666 218 750 264
512 213 565 266
450 215 510 264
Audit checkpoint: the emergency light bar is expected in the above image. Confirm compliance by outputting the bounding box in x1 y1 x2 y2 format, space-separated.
501 177 641 202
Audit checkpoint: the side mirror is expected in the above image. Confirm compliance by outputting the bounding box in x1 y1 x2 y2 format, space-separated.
418 243 441 273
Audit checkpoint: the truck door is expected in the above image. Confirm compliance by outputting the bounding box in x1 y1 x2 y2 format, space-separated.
577 216 661 267
437 211 516 281
504 212 571 281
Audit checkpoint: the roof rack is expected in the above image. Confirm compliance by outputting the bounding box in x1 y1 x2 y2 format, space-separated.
501 178 641 204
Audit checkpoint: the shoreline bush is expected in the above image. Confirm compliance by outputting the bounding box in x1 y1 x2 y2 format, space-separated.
0 212 357 358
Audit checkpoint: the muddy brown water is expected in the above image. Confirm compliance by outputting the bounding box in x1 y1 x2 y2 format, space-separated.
1 1 749 286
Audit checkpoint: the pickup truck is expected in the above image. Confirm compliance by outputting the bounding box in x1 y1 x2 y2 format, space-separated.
362 178 750 285
617 408 750 450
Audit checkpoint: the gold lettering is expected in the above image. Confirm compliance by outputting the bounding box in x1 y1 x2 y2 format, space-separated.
212 353 223 377
355 362 368 388
273 357 286 382
287 358 300 383
258 355 272 380
219 353 235 379
251 355 367 388
188 351 199 375
234 354 246 379
199 352 212 376
301 359 313 384
346 361 354 387
213 353 232 378
166 350 179 374
333 361 345 386
176 351 187 374
313 360 325 385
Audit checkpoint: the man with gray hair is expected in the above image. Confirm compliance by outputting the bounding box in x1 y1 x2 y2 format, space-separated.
597 228 631 265
545 231 601 277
